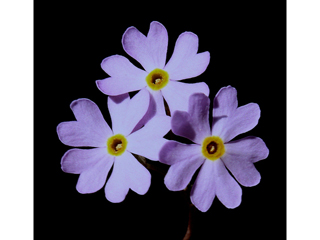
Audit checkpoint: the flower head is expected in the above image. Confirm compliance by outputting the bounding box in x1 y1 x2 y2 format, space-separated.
96 21 210 117
57 89 170 203
159 86 269 212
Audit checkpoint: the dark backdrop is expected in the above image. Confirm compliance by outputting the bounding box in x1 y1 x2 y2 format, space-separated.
35 1 286 239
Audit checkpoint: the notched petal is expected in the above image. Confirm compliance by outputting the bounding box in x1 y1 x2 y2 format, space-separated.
164 32 210 80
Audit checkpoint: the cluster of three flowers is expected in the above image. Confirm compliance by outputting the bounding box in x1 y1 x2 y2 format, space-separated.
57 21 269 212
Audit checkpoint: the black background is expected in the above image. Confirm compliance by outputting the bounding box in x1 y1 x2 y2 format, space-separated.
36 1 286 239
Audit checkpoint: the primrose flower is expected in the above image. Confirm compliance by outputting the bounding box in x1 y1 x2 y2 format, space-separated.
96 21 210 116
57 89 170 203
159 86 269 212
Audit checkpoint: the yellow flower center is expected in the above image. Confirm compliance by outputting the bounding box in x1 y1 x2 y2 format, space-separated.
145 68 169 91
201 136 225 161
107 134 127 156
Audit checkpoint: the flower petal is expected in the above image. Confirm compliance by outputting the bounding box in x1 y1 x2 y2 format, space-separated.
96 55 147 95
61 148 112 174
108 93 130 134
191 159 242 211
161 80 209 115
164 155 205 191
105 151 151 203
159 141 202 165
100 55 147 79
124 153 151 195
122 21 168 71
124 88 150 135
96 77 146 96
127 115 171 160
145 21 168 69
108 88 150 136
213 159 242 209
164 32 210 80
211 86 261 143
172 93 211 144
188 93 211 141
131 90 160 132
190 160 216 212
212 86 238 118
222 137 269 187
211 86 237 138
57 99 112 147
171 111 197 142
128 137 168 161
171 93 211 144
213 103 261 143
150 89 166 115
76 151 114 194
104 157 129 203
140 114 171 137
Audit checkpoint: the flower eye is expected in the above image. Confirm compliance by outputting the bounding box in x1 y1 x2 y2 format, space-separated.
206 141 217 154
107 134 128 156
201 136 225 161
151 73 163 85
146 68 169 91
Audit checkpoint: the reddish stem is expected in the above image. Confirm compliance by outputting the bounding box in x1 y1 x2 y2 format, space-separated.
183 203 195 240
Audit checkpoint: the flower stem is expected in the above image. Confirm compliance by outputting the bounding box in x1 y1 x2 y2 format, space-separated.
134 153 195 239
183 203 195 240
182 184 195 240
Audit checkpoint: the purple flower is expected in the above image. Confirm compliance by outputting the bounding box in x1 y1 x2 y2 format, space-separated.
96 21 210 116
57 89 170 203
159 86 269 212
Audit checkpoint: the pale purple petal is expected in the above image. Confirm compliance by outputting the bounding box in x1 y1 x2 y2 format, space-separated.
96 77 146 96
76 152 114 194
211 86 238 138
100 55 147 80
213 103 261 143
137 114 171 137
121 26 147 68
149 89 166 115
171 111 197 142
57 99 112 147
145 21 168 69
159 141 202 165
188 93 211 142
109 88 150 136
161 80 209 114
126 115 171 160
105 151 151 203
191 159 242 211
96 55 147 96
190 160 216 212
164 155 205 191
104 156 129 203
108 93 130 135
213 159 242 209
222 137 269 187
123 88 150 135
211 86 260 143
123 152 151 195
164 32 210 80
171 93 211 144
128 137 168 161
61 148 113 174
122 21 168 72
127 114 170 160
131 90 159 132
212 85 238 118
